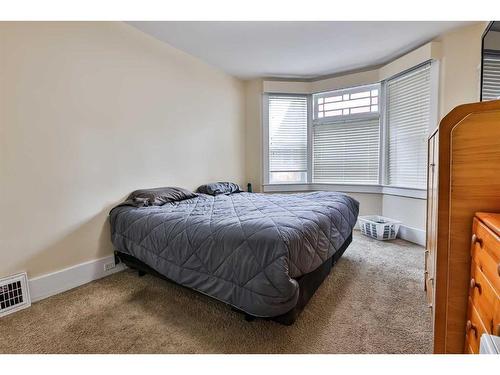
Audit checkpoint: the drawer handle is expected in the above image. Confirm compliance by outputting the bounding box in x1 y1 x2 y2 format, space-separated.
496 324 500 337
497 263 500 277
466 320 478 338
469 278 482 293
471 234 483 247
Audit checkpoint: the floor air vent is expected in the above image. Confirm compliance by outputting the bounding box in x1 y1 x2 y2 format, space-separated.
0 272 31 318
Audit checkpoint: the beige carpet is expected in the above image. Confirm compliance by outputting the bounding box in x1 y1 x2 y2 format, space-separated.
0 232 432 353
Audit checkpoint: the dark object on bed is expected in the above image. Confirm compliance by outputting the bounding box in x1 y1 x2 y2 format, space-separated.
196 181 242 195
110 191 359 324
115 233 352 325
116 186 197 208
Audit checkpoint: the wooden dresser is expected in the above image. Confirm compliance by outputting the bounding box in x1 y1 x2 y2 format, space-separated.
465 213 500 354
425 100 500 353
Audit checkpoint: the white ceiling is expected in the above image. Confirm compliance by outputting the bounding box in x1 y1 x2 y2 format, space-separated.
128 21 472 80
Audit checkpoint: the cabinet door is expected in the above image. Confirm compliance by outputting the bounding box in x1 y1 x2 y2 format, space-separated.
430 133 439 275
425 134 437 308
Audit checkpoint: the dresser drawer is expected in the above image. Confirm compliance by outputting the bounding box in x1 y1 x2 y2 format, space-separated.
471 218 500 294
469 260 499 333
465 298 488 354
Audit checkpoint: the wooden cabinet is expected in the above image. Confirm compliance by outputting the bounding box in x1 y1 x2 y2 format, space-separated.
465 213 500 354
426 100 500 353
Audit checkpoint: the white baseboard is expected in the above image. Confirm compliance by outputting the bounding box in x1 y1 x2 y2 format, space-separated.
29 255 126 303
397 225 426 246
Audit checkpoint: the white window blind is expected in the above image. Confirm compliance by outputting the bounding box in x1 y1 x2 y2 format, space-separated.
312 84 380 184
268 95 308 184
483 53 500 101
313 117 380 184
386 63 431 189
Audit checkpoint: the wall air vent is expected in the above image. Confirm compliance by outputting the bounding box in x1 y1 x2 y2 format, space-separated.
0 272 31 318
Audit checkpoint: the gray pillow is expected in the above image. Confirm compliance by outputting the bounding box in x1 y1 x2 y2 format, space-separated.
121 187 197 208
196 182 242 196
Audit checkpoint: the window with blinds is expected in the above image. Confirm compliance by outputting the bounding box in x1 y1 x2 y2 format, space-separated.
386 63 431 189
483 53 500 101
312 84 380 184
268 95 308 184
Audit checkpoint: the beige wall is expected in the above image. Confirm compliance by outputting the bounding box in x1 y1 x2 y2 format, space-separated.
437 22 485 122
345 193 382 218
0 22 246 279
244 79 263 192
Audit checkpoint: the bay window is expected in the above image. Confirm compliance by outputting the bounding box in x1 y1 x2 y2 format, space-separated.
264 61 435 195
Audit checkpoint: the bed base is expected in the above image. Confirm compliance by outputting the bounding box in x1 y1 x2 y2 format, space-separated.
114 232 352 326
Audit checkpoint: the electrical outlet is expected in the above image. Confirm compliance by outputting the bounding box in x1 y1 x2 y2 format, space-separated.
104 262 116 272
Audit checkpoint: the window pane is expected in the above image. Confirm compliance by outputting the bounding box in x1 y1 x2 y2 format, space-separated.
324 95 342 103
386 64 431 189
268 95 308 183
351 91 370 99
325 109 342 117
351 106 370 114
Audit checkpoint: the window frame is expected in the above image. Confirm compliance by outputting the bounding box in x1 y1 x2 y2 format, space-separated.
262 92 311 185
313 83 381 124
262 60 439 200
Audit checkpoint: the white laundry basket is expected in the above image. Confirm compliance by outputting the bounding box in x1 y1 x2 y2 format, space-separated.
358 215 401 241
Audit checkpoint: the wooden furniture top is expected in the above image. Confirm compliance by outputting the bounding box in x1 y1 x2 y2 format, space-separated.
476 212 500 237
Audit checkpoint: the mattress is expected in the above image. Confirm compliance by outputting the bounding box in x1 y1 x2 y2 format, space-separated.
109 191 359 317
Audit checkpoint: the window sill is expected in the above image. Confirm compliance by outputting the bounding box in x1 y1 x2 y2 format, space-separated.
262 183 426 199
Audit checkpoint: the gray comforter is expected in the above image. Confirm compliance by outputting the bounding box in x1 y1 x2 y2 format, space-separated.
110 192 359 317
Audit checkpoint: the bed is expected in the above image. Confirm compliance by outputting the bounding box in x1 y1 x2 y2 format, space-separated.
110 191 359 324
